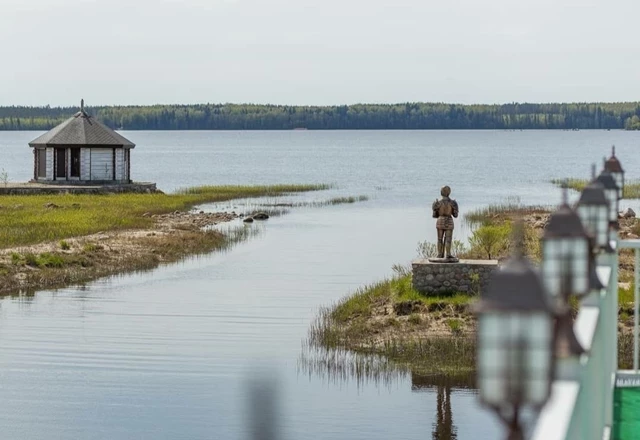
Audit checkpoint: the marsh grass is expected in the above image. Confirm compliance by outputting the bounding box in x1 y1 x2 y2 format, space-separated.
0 184 327 249
248 194 369 210
464 196 549 225
551 178 640 199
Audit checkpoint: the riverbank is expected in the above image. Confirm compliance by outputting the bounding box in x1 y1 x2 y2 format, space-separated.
309 203 640 376
0 184 328 295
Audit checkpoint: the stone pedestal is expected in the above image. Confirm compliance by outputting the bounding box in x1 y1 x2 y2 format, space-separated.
412 259 499 296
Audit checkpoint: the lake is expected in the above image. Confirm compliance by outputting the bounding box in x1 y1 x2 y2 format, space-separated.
0 130 639 439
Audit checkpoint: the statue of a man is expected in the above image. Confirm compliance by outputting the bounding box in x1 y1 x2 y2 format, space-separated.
431 186 459 261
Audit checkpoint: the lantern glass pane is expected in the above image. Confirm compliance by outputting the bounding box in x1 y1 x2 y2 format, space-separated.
479 347 504 371
527 314 551 344
543 276 561 299
574 239 588 256
544 240 558 259
526 378 549 405
479 314 501 343
480 378 504 405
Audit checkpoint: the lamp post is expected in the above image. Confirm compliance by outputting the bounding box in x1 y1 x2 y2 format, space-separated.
576 166 613 254
596 170 620 243
541 187 594 309
604 146 625 200
475 223 556 440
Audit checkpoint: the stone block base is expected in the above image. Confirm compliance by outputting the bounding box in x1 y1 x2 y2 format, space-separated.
412 259 499 296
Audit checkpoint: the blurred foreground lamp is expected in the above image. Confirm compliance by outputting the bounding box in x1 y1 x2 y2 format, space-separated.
604 146 625 200
475 223 555 440
596 170 620 242
541 187 595 309
576 166 612 254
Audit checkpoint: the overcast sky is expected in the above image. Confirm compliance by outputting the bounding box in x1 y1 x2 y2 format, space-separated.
2 0 640 106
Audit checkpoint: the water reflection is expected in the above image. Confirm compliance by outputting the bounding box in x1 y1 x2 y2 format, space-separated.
299 345 476 440
412 374 475 440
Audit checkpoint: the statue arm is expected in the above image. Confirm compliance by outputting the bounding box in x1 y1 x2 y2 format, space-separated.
432 200 440 218
452 200 459 218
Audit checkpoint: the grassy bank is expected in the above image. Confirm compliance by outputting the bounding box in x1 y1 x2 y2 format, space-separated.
551 178 640 199
0 184 329 248
0 227 253 296
310 271 637 377
0 184 330 295
308 273 476 376
308 197 639 376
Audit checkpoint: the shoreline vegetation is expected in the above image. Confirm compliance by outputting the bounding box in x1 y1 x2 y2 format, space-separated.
551 178 640 199
0 184 336 296
3 102 640 130
309 199 639 378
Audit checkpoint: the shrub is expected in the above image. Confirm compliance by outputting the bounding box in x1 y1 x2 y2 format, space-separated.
408 314 423 325
468 223 510 259
59 240 71 250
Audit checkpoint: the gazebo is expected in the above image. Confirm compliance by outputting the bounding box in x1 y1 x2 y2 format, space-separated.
29 100 135 183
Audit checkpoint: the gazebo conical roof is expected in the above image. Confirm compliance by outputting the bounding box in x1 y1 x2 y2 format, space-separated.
29 101 135 148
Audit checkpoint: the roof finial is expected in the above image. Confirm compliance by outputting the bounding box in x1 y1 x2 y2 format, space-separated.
81 99 84 112
591 163 596 180
562 179 568 205
612 145 616 157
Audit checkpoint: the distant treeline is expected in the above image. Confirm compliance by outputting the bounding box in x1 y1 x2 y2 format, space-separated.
2 102 640 131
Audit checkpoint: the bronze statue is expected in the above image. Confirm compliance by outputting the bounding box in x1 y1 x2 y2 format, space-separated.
430 186 459 262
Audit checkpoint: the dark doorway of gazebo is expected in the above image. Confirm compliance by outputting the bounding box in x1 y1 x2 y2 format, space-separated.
55 148 66 179
70 148 80 178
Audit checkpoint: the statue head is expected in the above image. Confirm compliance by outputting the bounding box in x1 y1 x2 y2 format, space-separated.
440 186 451 197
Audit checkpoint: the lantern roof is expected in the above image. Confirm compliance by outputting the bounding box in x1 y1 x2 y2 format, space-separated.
545 203 588 238
604 146 624 173
475 255 551 312
596 171 617 190
577 179 608 207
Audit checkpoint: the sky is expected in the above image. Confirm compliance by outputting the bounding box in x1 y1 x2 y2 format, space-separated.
1 0 640 106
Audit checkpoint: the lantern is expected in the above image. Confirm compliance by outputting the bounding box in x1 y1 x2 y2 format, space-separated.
604 146 625 200
576 170 610 253
541 195 591 305
475 224 555 438
596 170 619 224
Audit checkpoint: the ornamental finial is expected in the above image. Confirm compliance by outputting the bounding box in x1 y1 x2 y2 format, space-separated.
81 99 84 112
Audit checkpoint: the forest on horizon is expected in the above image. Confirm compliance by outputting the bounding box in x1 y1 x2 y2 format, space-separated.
2 102 640 131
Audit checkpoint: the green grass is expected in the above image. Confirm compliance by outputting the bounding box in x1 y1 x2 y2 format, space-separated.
329 274 473 324
552 178 640 199
0 184 328 249
620 284 635 305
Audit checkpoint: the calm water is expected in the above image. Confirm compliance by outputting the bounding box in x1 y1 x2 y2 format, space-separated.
1 130 639 440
